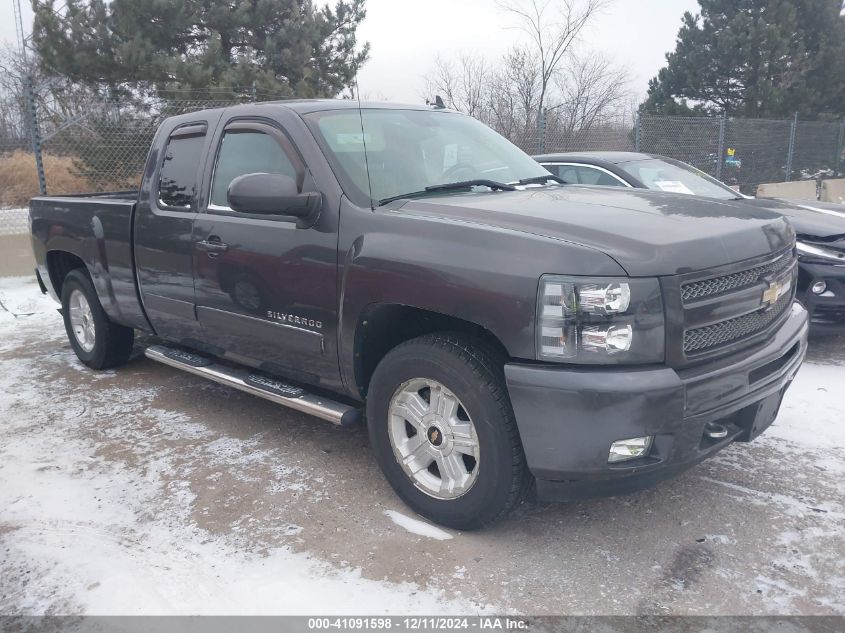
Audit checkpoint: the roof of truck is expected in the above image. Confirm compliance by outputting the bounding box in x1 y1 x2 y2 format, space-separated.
161 99 456 128
254 99 447 114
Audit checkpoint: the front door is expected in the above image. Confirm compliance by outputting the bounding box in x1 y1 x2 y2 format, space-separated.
192 119 339 387
134 118 218 345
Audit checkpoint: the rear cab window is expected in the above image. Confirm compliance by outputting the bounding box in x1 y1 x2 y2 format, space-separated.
157 124 207 210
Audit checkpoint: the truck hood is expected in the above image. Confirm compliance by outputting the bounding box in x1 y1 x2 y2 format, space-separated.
396 186 794 276
739 198 845 241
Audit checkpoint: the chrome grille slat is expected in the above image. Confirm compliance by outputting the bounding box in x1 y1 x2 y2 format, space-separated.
684 293 792 353
681 253 792 303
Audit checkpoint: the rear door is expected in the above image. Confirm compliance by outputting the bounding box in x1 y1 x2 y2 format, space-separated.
192 116 340 387
134 117 219 345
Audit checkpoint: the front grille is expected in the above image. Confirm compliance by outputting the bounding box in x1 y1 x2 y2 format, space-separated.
684 293 793 353
681 252 792 303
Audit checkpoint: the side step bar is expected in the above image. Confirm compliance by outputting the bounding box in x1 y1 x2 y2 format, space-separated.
144 345 362 427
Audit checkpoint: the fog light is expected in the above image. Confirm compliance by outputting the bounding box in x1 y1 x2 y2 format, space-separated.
811 280 827 295
608 436 653 463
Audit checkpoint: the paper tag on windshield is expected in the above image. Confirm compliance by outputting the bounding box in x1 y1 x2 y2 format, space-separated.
654 180 694 195
336 133 371 146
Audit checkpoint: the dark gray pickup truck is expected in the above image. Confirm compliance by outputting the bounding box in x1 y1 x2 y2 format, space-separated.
30 100 809 529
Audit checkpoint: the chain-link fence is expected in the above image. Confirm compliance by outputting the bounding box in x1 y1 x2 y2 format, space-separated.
2 95 845 235
0 91 287 235
512 113 636 157
514 112 845 196
0 114 35 235
635 115 845 194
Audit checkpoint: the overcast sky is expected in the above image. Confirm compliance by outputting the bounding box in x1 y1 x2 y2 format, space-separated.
2 0 700 103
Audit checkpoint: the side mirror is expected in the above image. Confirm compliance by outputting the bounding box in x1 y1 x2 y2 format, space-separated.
227 173 320 219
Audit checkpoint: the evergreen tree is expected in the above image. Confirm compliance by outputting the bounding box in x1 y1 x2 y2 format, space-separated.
31 0 369 99
641 0 845 118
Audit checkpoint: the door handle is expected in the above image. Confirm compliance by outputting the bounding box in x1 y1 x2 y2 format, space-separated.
197 238 229 254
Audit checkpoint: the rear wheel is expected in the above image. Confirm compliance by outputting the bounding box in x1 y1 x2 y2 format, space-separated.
61 269 134 369
367 333 530 530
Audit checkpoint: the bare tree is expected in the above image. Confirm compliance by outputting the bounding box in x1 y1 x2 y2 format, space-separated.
420 1 631 152
423 57 457 109
455 55 488 119
0 48 29 141
485 46 540 144
549 52 629 136
0 45 112 143
496 0 610 128
423 54 488 118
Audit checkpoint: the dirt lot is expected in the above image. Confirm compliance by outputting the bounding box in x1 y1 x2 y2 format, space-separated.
1 276 843 616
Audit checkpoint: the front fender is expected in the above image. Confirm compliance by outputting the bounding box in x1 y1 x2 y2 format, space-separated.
337 201 625 394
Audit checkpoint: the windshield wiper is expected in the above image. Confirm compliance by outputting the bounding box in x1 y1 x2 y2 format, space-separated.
425 179 516 193
378 179 515 206
517 175 567 186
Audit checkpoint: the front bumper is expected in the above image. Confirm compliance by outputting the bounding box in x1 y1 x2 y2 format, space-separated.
505 302 809 501
797 261 845 330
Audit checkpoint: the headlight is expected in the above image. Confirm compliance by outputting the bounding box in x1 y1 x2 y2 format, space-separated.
796 241 845 264
537 275 665 364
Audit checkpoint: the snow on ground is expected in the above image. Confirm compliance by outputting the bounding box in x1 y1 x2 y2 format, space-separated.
766 362 845 452
1 275 844 616
383 510 453 541
0 208 28 236
0 277 495 616
0 275 50 318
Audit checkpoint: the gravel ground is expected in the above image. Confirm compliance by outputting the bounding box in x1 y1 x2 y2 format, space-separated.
1 276 843 616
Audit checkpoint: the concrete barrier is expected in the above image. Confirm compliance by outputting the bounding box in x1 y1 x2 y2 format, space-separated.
756 180 818 201
0 233 36 278
820 179 845 205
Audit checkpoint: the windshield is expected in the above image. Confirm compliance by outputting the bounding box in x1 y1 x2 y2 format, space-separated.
619 158 741 200
305 108 551 206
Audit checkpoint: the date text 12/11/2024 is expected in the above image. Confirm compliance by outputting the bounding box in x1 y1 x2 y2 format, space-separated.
307 617 530 630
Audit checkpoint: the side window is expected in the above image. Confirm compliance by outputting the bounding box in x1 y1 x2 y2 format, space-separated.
158 128 206 209
595 170 626 187
560 167 581 184
575 166 625 187
210 130 299 208
541 164 560 178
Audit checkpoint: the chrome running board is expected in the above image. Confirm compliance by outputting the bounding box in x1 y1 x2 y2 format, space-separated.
144 345 361 427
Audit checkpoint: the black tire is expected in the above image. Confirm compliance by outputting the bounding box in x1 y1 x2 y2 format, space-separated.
366 333 531 530
61 269 134 369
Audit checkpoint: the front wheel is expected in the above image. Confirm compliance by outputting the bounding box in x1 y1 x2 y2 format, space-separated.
366 334 530 530
61 269 134 369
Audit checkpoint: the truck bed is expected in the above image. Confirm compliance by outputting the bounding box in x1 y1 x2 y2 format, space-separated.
46 190 140 201
29 192 150 332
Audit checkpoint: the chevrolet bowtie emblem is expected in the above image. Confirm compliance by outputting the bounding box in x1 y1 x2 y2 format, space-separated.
761 277 790 308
